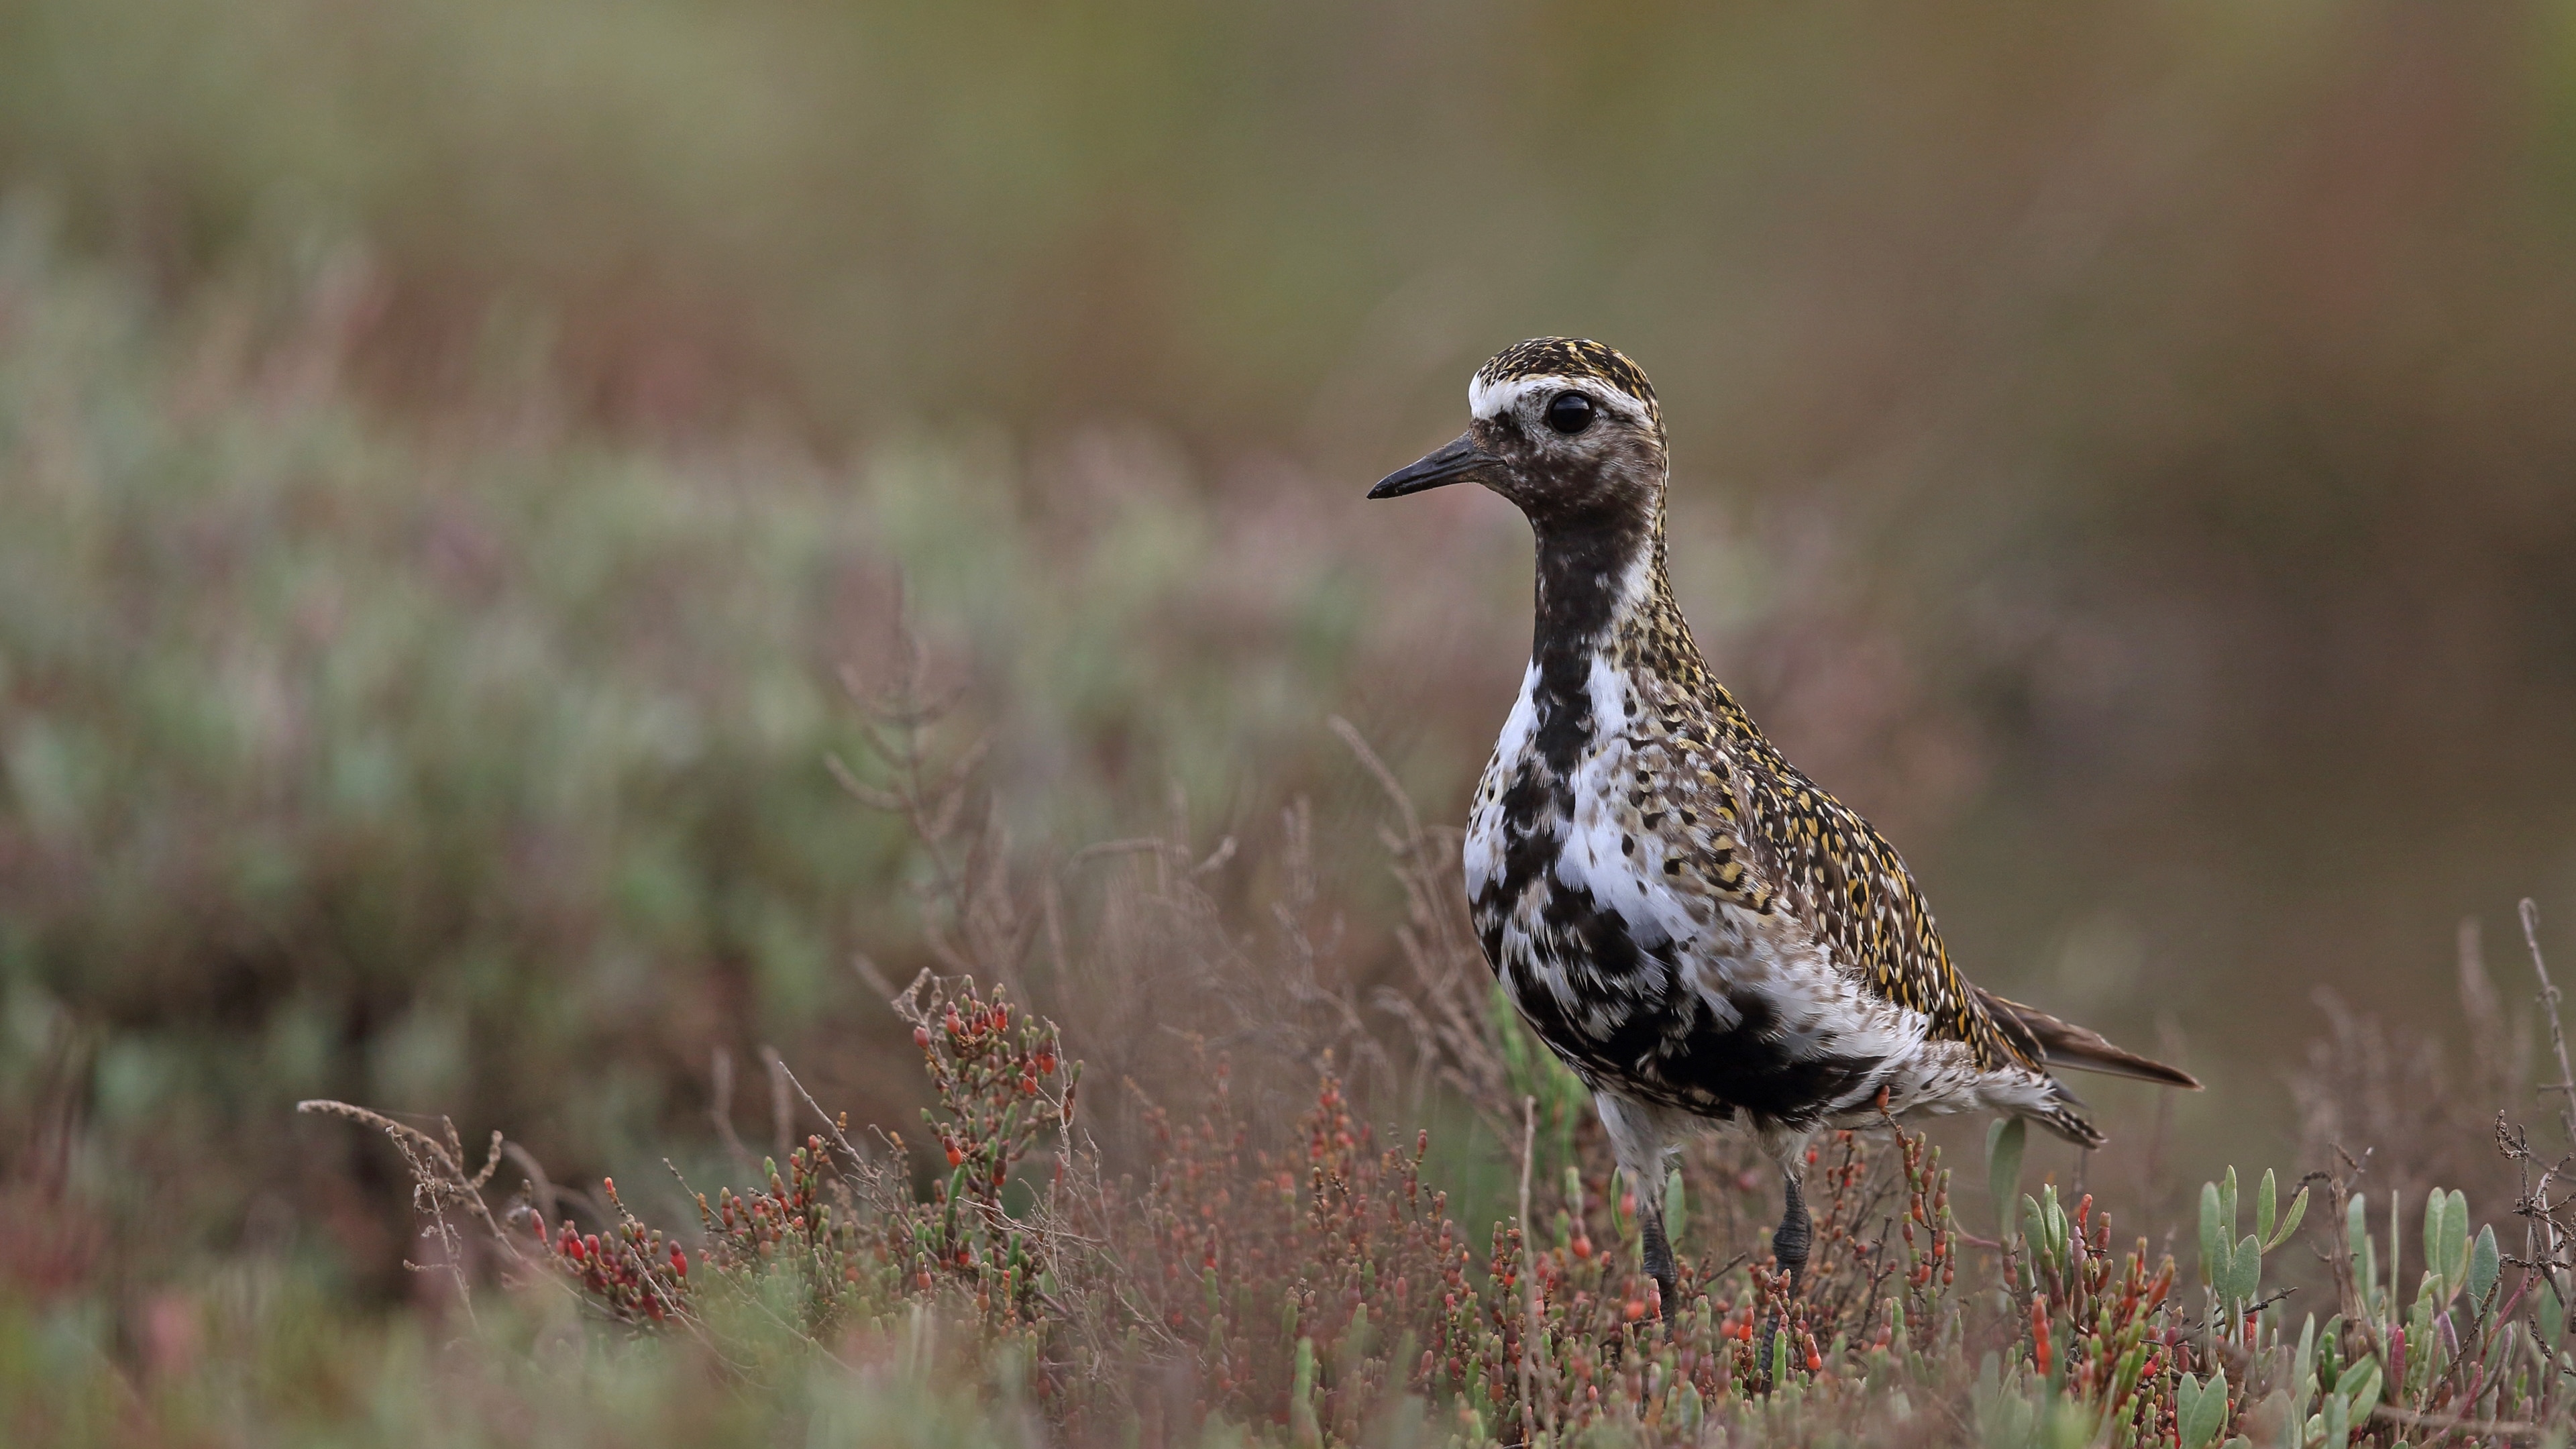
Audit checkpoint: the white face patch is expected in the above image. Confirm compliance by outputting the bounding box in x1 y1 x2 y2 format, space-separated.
1469 372 1656 431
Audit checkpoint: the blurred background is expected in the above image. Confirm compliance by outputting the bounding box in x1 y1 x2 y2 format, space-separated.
3 0 2574 1305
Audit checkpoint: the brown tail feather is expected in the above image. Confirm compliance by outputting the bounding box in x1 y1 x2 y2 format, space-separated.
1978 989 2202 1090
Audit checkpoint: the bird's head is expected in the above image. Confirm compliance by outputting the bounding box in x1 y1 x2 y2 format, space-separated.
1368 337 1667 531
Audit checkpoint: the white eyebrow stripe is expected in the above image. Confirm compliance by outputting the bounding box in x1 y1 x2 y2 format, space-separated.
1468 372 1654 427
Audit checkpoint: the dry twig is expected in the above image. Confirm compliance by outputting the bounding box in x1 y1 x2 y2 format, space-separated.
296 1100 519 1319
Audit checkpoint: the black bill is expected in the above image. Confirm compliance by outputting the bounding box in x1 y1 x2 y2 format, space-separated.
1368 433 1495 499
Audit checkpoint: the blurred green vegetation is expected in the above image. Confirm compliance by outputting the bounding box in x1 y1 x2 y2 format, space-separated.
0 235 1485 1283
0 0 2573 1344
0 237 896 1271
0 1263 1033 1446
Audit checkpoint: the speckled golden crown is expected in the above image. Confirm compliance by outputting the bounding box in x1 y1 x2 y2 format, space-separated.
1474 337 1661 430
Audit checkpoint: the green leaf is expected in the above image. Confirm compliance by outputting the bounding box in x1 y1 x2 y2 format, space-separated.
2339 1355 2382 1424
2180 1366 2229 1449
2423 1187 2453 1299
2443 1189 2471 1298
2420 1187 2441 1287
1663 1164 1687 1243
2346 1191 2373 1299
2543 1279 2567 1354
2291 1313 2318 1406
2263 1183 2310 1252
2027 1187 2068 1275
1987 1116 2027 1237
1289 1337 1322 1449
2200 1181 2227 1286
2227 1233 2263 1305
2469 1224 2500 1304
2220 1166 2240 1240
2256 1169 2278 1246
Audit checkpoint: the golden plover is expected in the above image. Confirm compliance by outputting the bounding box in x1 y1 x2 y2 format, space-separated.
1369 337 2198 1312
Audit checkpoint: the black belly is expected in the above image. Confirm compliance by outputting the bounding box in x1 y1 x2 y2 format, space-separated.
1474 872 1878 1128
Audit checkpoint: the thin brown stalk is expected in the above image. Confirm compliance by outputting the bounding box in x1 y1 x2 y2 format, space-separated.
2524 900 2576 1150
297 1100 522 1322
1517 1092 1548 1445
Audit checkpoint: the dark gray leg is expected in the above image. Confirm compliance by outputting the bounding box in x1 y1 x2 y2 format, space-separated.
1640 1203 1680 1320
1593 1093 1683 1322
1773 1169 1811 1292
1757 1163 1813 1380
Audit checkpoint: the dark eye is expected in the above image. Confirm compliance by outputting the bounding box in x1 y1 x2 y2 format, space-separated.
1544 391 1595 435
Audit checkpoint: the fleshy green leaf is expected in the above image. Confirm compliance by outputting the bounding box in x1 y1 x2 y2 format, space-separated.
2444 1189 2471 1297
2292 1313 2318 1406
2340 1355 2382 1424
2180 1366 2229 1449
2257 1168 2278 1246
2202 1181 2227 1286
2228 1233 2263 1304
2469 1224 2500 1304
2423 1186 2472 1301
2422 1187 2446 1295
2264 1183 2310 1252
2025 1193 2049 1265
1987 1116 2027 1237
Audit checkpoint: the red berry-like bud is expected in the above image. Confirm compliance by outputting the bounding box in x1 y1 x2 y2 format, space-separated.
672 1246 688 1277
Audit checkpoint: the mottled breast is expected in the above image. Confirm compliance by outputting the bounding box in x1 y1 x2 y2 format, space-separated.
1463 655 1898 1124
